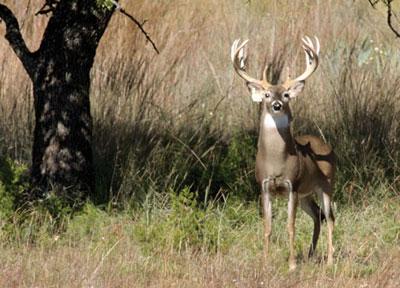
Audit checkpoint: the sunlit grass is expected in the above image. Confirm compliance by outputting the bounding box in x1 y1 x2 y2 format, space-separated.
0 194 399 287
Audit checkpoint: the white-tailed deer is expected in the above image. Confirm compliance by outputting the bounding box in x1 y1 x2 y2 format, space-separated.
231 37 335 270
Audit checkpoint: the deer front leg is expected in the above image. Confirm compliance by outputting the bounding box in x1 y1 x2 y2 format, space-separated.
285 180 298 270
261 179 272 266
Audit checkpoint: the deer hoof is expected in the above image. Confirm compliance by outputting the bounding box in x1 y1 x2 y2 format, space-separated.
289 260 297 271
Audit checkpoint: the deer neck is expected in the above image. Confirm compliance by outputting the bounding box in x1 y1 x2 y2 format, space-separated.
258 110 297 154
256 109 298 184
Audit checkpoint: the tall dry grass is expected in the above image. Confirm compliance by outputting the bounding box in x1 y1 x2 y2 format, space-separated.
89 0 399 203
0 0 399 201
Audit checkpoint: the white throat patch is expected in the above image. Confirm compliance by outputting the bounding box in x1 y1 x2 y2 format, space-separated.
263 114 289 129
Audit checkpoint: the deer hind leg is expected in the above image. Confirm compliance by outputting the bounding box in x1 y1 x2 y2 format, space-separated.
285 180 298 270
300 196 325 259
261 179 272 266
317 185 335 266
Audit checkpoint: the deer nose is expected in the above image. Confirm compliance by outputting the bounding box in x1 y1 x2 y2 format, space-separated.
272 101 283 112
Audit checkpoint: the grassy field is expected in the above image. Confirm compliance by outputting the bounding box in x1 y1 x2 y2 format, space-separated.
0 196 399 287
0 0 399 287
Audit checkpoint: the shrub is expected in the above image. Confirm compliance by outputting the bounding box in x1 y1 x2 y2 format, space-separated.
0 157 29 228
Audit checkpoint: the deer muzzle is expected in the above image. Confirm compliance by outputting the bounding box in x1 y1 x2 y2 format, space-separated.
272 101 283 113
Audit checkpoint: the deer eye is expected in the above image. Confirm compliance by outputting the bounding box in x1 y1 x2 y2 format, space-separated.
265 91 271 98
283 92 290 99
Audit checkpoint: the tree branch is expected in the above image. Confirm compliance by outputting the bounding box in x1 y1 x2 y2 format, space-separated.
35 0 59 16
386 0 400 38
0 4 36 78
368 0 400 38
368 0 379 9
111 1 160 54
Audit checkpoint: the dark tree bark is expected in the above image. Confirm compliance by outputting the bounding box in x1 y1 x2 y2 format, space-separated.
0 1 115 199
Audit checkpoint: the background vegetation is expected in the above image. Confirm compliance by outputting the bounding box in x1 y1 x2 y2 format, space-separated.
0 0 399 287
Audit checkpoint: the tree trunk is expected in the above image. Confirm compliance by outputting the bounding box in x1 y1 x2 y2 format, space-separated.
0 1 115 199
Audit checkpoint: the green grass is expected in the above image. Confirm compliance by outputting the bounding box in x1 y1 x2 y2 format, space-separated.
0 191 399 287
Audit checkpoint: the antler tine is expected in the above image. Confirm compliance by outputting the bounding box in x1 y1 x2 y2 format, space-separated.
283 36 320 89
285 67 291 82
304 36 320 54
231 39 238 62
302 36 314 49
301 36 316 64
314 36 320 55
231 39 268 86
231 39 247 63
262 65 268 82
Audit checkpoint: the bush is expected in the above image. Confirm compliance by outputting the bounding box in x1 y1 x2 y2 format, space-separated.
0 157 29 228
133 186 260 254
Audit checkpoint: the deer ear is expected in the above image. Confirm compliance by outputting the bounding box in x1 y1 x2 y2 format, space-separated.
247 82 264 102
288 81 305 98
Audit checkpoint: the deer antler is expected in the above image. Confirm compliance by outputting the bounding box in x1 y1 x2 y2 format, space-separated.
283 36 320 89
231 39 271 88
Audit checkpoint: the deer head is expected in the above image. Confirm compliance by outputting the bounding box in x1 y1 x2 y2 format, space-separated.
231 37 320 118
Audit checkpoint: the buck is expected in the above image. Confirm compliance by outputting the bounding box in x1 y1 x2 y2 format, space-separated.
231 37 335 270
